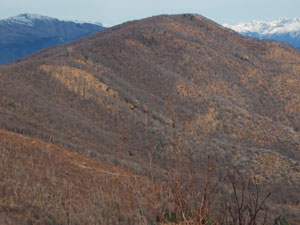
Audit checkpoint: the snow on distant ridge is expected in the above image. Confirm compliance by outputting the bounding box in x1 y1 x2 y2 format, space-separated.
0 13 55 26
224 17 300 35
0 13 103 27
71 20 103 26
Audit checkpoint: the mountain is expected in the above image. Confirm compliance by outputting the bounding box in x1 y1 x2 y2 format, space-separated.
0 13 105 65
224 17 300 49
0 14 300 224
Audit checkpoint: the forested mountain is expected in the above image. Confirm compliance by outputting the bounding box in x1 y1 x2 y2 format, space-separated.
0 14 299 224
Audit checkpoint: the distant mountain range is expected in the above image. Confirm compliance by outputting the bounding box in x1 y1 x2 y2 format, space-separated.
0 13 105 65
224 17 300 49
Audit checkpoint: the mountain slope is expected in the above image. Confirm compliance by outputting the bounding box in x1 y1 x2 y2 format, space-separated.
0 14 300 223
0 128 150 224
224 18 300 49
0 13 105 65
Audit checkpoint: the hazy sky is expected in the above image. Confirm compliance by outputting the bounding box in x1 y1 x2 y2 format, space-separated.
1 0 299 26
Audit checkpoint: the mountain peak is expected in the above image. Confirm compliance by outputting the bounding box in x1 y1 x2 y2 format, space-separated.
0 13 103 27
0 13 55 26
0 13 300 223
224 17 300 35
0 13 105 64
18 13 53 20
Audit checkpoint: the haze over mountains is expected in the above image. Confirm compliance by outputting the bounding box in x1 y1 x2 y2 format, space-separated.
0 14 300 224
224 17 300 49
0 13 105 65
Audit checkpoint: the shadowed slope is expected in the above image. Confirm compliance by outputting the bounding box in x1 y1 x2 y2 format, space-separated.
0 13 105 65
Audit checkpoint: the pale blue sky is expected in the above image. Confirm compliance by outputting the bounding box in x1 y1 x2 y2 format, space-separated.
0 0 299 26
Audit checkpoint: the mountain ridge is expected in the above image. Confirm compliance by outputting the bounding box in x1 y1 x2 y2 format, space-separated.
0 13 104 27
1 14 300 223
0 13 105 65
224 17 300 49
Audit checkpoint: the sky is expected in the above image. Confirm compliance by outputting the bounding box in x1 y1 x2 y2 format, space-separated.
0 0 299 27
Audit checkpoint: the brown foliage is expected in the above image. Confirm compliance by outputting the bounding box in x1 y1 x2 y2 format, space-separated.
0 14 299 223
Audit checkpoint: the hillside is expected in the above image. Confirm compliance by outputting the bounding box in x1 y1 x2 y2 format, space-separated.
0 13 104 65
0 128 153 224
0 14 300 223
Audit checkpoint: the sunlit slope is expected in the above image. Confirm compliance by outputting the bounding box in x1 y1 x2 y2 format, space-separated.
0 129 150 224
0 14 300 221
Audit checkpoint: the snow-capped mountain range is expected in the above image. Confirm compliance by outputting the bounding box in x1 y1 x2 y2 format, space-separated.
0 13 103 27
0 13 105 65
0 13 55 27
224 18 300 49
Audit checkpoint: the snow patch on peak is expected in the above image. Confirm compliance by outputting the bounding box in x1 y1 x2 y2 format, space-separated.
0 13 103 27
224 17 300 35
68 19 103 26
0 13 55 26
19 13 54 20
